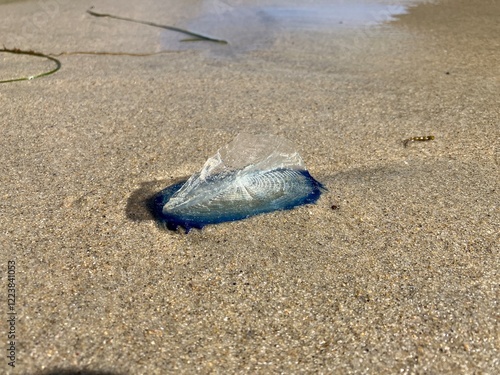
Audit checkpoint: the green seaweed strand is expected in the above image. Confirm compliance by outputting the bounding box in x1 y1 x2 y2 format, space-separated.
51 50 176 57
87 9 228 44
0 47 61 84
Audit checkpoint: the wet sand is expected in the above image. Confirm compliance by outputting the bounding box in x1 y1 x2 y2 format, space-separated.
1 0 498 373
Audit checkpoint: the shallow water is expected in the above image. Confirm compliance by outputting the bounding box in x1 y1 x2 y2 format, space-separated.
161 0 416 54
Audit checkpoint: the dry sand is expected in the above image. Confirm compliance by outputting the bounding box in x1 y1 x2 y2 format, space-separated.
1 0 498 373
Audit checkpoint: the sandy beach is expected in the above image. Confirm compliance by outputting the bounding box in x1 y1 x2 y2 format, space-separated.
1 0 498 373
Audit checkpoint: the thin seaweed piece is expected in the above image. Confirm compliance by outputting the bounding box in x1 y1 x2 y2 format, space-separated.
152 134 325 232
87 9 228 44
0 47 61 83
50 50 177 57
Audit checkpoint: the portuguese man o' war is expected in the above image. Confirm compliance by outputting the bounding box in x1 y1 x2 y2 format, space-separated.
150 133 325 232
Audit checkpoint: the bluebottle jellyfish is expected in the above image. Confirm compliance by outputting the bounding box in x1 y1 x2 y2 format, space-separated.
151 133 325 232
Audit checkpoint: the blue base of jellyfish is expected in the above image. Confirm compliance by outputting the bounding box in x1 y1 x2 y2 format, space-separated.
150 169 324 233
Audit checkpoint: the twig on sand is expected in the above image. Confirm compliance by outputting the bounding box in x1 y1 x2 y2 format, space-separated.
403 135 435 148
